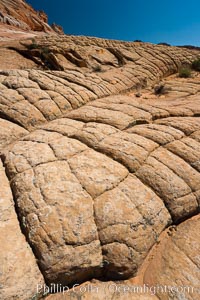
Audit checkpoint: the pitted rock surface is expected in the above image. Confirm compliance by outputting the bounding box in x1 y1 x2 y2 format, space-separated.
0 3 200 299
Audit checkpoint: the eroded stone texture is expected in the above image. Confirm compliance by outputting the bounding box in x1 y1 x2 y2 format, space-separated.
0 7 200 299
0 0 59 33
66 95 200 130
166 136 200 173
1 128 171 285
0 160 44 300
94 174 171 279
144 215 200 300
0 37 199 129
127 124 185 145
0 118 28 150
136 147 200 222
0 68 200 298
155 117 200 135
44 216 200 300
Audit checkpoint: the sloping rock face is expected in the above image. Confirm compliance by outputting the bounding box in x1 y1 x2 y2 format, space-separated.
44 217 200 300
0 3 200 299
0 0 59 33
0 160 44 300
144 215 200 300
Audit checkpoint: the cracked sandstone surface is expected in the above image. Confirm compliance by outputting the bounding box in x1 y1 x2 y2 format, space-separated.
0 2 200 300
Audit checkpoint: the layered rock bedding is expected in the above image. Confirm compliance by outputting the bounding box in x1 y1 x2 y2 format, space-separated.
0 1 200 300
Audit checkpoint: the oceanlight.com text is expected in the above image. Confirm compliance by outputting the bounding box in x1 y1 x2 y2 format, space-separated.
37 283 200 296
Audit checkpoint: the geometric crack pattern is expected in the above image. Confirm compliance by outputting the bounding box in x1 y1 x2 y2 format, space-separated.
0 31 200 300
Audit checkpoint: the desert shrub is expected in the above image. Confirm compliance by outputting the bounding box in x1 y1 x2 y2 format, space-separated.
28 43 38 50
178 67 191 78
28 38 39 50
93 65 102 72
154 83 167 95
192 58 200 71
41 47 51 56
40 47 52 69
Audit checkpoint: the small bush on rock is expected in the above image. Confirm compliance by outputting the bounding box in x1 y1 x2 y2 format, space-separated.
192 58 200 71
28 38 39 50
154 83 168 95
178 67 191 78
93 65 102 72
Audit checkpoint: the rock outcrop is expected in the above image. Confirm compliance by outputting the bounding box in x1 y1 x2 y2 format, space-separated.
144 215 200 300
0 1 200 300
0 0 63 35
43 216 200 300
0 160 44 300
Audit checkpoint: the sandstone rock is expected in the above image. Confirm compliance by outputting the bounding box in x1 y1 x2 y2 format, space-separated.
136 149 199 222
0 118 28 150
1 128 171 285
0 47 38 69
0 0 62 33
44 217 200 300
41 119 158 172
0 3 200 299
66 94 200 130
127 124 184 145
0 160 44 300
144 215 200 300
0 35 198 130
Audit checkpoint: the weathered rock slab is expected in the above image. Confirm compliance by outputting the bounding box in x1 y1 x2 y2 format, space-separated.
0 160 44 300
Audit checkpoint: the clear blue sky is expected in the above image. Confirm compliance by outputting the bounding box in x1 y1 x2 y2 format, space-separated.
27 0 200 46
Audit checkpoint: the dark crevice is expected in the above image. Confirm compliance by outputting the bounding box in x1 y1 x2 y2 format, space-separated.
63 50 88 68
91 55 117 67
124 119 150 130
106 47 126 67
8 46 44 68
151 114 200 125
173 208 200 226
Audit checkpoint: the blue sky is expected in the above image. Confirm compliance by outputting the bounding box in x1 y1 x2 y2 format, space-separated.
27 0 200 46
